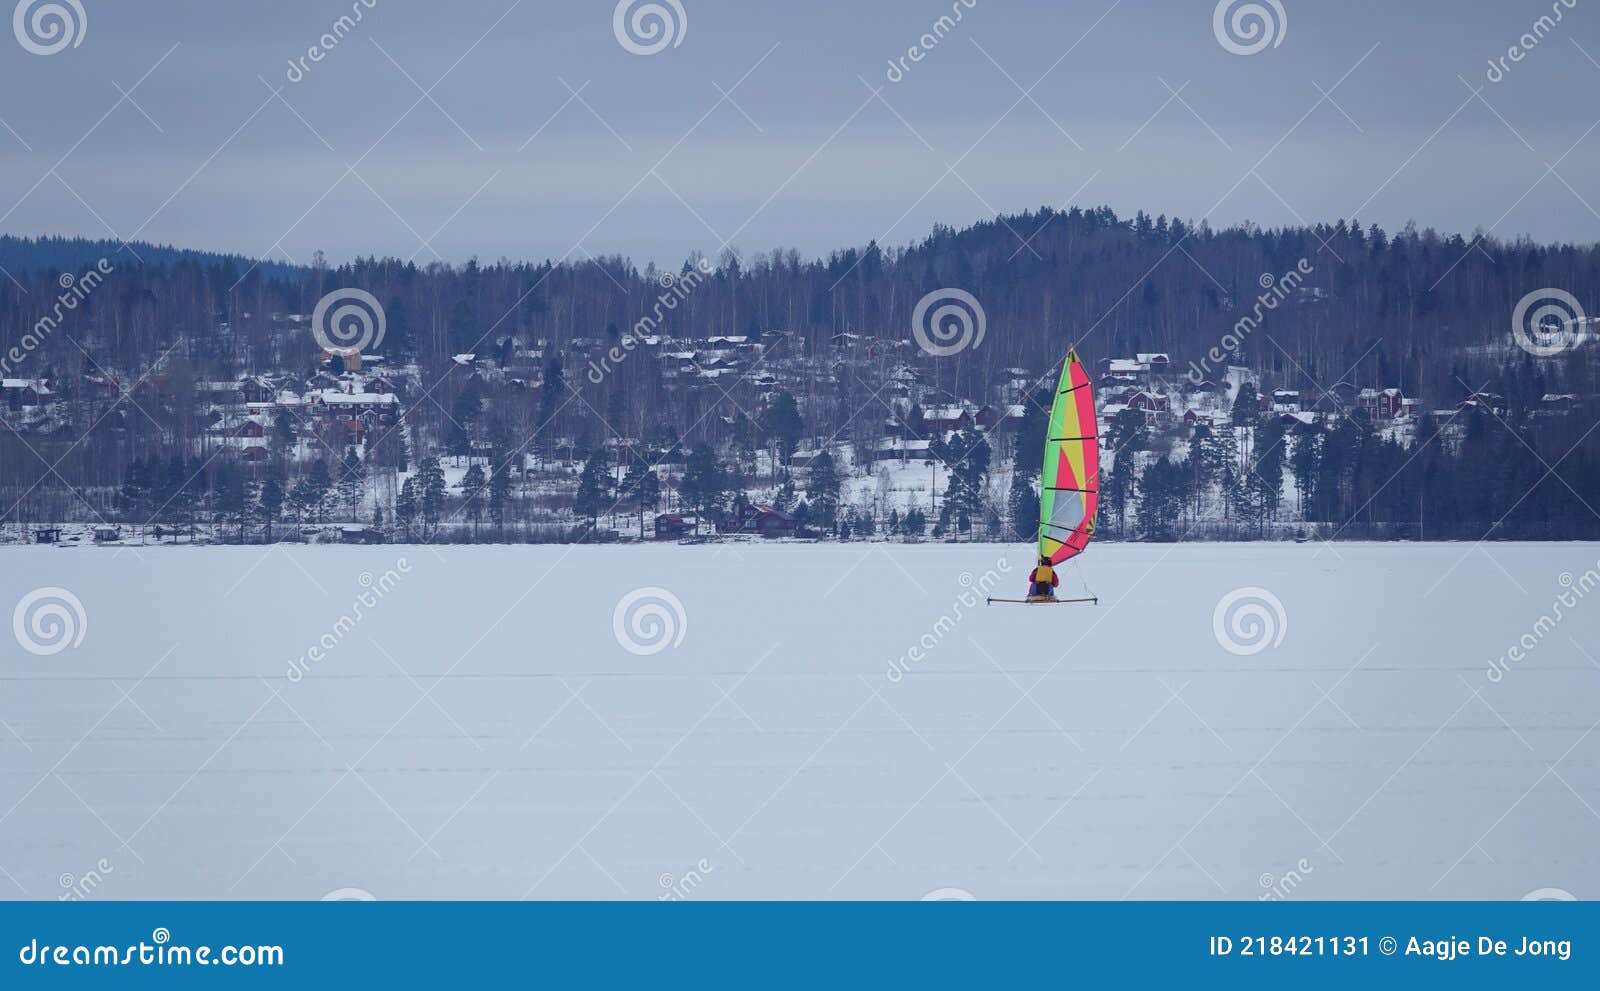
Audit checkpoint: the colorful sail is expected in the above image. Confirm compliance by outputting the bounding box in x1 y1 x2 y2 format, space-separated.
1037 350 1099 565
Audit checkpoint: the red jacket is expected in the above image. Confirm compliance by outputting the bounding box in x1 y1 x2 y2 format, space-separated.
1028 567 1060 587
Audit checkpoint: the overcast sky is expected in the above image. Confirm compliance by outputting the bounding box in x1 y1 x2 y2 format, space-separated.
0 0 1596 267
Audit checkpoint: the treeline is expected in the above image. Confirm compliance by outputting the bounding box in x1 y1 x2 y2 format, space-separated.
2 206 1599 540
1006 383 1600 545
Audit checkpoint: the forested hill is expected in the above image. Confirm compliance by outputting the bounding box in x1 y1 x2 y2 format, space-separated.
5 205 1598 423
0 234 301 283
1 205 1598 541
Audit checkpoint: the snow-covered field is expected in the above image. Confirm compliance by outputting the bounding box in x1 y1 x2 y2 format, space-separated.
2 542 1597 901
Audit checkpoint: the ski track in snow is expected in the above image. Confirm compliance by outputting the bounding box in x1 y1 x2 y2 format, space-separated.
1 542 1597 901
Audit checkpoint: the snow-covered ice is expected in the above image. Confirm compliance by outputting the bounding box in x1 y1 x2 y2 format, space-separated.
2 541 1597 901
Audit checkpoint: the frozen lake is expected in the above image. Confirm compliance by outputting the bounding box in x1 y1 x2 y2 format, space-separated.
1 541 1597 901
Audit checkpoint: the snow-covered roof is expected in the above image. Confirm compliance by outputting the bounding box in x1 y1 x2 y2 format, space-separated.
1135 353 1170 364
317 390 398 405
1107 359 1143 374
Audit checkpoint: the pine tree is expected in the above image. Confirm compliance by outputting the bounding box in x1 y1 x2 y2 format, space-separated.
1011 388 1050 478
384 294 414 361
808 450 841 526
1251 417 1288 527
215 464 249 542
396 477 418 540
679 443 723 531
306 459 333 521
1007 473 1039 542
462 463 487 534
418 457 446 538
120 456 153 519
488 453 511 532
766 391 804 466
637 467 661 536
337 449 366 519
160 455 198 536
771 477 796 514
573 450 611 527
939 425 991 534
257 475 284 540
1136 459 1183 541
536 359 564 460
272 411 296 454
447 384 482 458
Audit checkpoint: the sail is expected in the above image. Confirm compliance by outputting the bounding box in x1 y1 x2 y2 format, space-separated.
1037 350 1099 565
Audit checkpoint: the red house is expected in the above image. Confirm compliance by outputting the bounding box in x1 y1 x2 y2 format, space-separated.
240 376 278 404
922 407 972 432
976 404 1025 432
726 503 798 538
1359 388 1404 420
654 513 697 540
1127 391 1170 413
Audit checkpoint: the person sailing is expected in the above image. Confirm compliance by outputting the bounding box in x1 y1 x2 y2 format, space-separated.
1027 556 1060 602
